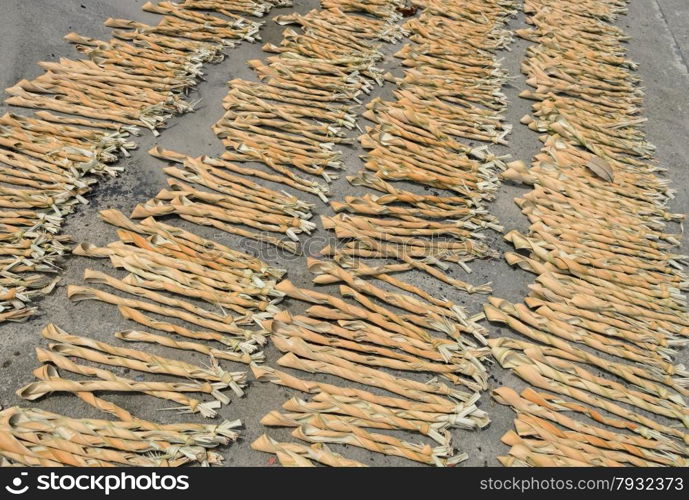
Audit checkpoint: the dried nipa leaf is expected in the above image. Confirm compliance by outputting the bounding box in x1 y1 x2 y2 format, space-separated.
491 0 689 468
0 405 240 466
586 156 615 182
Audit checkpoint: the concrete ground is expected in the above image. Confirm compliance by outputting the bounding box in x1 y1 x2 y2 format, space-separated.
0 0 688 466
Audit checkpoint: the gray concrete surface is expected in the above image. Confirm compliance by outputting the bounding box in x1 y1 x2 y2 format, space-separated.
0 0 687 467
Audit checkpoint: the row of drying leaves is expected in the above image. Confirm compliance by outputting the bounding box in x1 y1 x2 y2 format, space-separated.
489 0 689 466
0 0 288 322
196 0 518 466
0 0 293 467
